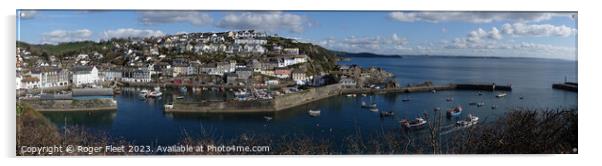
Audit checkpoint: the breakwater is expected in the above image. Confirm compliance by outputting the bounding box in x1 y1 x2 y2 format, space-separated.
553 82 578 92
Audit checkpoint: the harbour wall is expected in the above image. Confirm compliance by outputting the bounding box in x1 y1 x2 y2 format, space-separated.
165 83 342 113
20 98 117 112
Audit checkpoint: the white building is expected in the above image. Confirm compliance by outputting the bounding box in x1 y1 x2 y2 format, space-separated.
20 76 40 89
278 55 308 67
71 66 100 87
292 72 308 85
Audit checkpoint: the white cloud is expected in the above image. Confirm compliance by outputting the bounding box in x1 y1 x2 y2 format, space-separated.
175 31 188 35
217 12 310 33
316 34 408 54
19 10 37 19
103 28 164 39
139 11 213 26
466 27 503 43
452 22 575 50
501 23 576 37
389 12 568 23
41 29 93 44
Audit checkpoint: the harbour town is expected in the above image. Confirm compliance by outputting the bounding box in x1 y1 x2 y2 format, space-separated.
16 29 522 118
15 11 578 155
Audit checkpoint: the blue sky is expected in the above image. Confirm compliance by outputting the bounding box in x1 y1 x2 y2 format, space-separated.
16 10 577 60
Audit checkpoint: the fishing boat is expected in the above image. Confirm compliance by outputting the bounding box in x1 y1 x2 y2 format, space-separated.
496 93 507 98
400 117 427 129
380 111 395 117
447 106 463 117
264 116 273 121
308 110 321 117
456 114 479 127
491 105 497 109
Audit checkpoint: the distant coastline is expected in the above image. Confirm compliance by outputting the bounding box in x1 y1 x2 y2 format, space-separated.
333 50 576 61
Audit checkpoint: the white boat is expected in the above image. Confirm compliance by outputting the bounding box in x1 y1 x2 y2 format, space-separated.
264 116 273 121
164 104 174 109
147 91 162 97
146 87 162 97
308 110 321 117
456 114 479 127
140 89 149 95
176 96 185 99
496 93 507 98
369 108 379 112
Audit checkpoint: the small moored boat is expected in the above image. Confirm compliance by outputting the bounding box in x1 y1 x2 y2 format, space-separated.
400 117 427 129
369 107 379 112
308 110 321 117
456 114 479 127
496 93 507 98
380 111 395 117
447 106 463 117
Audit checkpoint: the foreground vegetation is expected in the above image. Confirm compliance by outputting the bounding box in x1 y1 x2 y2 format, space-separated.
16 103 577 155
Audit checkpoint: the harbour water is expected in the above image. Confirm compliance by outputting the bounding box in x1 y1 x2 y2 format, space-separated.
41 56 578 146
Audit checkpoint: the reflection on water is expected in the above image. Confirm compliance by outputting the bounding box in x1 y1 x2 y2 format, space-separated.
42 110 117 130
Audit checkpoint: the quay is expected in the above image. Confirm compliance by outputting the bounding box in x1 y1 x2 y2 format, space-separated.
19 98 117 112
18 88 117 112
165 82 512 113
553 82 578 92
